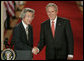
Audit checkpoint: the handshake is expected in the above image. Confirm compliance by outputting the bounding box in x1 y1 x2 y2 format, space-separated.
32 47 39 55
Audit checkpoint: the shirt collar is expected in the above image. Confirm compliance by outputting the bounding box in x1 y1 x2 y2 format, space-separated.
50 16 57 23
22 20 28 30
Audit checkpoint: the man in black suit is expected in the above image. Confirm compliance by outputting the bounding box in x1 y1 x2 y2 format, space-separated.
32 3 74 60
10 8 35 60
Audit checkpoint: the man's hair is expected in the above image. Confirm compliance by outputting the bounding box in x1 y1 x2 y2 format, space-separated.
46 3 58 12
20 8 35 19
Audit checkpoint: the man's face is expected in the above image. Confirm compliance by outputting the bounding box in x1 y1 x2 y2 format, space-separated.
23 12 34 25
46 6 58 20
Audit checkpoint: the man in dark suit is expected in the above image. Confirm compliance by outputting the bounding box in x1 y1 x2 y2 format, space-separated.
32 3 74 60
10 8 35 60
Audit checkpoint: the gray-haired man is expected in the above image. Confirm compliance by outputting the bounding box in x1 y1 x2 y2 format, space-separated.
10 8 35 60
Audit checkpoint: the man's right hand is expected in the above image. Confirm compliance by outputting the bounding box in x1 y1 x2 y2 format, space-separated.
32 47 39 55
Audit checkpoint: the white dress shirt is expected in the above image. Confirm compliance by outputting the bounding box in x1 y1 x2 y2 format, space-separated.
50 16 57 29
22 20 28 30
22 20 29 40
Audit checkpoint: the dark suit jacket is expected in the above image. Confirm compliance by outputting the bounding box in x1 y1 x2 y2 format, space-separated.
38 17 74 59
11 22 33 50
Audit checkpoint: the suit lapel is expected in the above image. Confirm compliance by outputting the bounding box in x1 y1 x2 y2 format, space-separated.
47 17 61 39
19 22 27 41
54 17 59 38
28 25 31 40
47 20 54 39
54 17 61 39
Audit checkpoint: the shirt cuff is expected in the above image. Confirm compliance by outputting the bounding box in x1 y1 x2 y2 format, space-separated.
68 55 73 58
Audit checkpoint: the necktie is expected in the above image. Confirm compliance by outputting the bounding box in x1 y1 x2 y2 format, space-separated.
25 27 29 40
51 21 55 37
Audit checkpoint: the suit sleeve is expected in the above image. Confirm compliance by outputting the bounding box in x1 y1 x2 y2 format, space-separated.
37 24 45 51
65 20 74 55
10 27 20 48
30 26 33 48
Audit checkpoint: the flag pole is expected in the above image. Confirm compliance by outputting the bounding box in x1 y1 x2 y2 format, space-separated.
1 1 4 50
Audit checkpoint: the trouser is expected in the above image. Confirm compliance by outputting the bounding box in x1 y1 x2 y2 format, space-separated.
46 48 67 60
15 50 32 60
